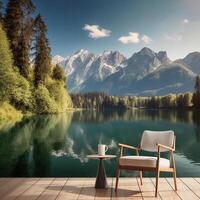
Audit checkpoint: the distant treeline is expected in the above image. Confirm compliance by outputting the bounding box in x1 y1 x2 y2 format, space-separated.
71 76 200 110
70 92 192 109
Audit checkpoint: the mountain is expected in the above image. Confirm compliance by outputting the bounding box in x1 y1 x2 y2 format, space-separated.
52 55 66 65
60 49 96 91
93 48 172 95
124 47 171 80
53 48 198 96
124 63 196 96
176 52 200 74
53 49 126 92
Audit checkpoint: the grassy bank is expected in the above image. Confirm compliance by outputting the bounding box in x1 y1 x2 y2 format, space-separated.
0 102 23 122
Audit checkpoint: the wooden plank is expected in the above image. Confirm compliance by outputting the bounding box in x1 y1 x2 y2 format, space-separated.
112 177 142 200
56 178 85 200
37 178 67 200
151 178 181 200
0 178 27 199
0 178 14 189
195 178 200 184
0 178 11 186
95 178 112 200
179 178 200 199
16 178 54 200
78 178 95 200
166 178 199 200
1 178 200 200
137 177 161 200
1 178 39 200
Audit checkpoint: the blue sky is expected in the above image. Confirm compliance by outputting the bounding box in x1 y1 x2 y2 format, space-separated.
3 0 200 59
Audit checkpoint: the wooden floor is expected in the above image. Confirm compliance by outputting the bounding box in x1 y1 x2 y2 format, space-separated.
0 178 200 200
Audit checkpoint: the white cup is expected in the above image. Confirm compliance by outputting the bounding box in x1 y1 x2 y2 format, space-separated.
98 144 108 156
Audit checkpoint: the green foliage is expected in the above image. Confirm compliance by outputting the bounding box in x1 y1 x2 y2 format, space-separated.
0 101 22 121
52 64 66 81
46 79 73 111
0 23 16 102
192 76 200 109
16 31 32 79
33 80 73 114
71 92 194 110
9 68 33 112
31 14 73 113
0 1 73 119
4 0 20 38
33 84 58 114
194 76 200 93
177 93 192 108
33 14 51 86
0 0 4 23
4 0 35 79
4 0 22 68
0 23 33 112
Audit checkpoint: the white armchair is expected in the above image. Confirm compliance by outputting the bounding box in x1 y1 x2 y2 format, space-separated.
115 130 177 197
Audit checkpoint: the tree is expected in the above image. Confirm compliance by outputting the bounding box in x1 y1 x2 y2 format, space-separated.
194 76 200 93
18 0 35 79
192 76 200 109
176 94 184 108
4 0 21 64
52 64 66 81
4 0 35 79
0 23 14 102
183 93 192 107
33 14 51 87
0 0 4 23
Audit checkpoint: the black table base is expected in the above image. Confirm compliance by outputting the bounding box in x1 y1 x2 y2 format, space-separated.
95 158 108 189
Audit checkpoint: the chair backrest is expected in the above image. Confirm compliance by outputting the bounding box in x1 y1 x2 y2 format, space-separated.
140 130 175 152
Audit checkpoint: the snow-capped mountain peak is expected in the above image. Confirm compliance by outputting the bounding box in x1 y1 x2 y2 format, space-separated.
74 49 89 56
53 50 126 92
52 47 198 96
52 55 66 65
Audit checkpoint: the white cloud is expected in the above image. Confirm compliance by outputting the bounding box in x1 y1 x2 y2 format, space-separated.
83 24 111 39
165 34 183 42
141 34 152 44
118 32 140 44
182 19 189 24
118 32 152 44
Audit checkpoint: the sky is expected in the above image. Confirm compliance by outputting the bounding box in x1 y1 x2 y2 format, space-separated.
2 0 200 60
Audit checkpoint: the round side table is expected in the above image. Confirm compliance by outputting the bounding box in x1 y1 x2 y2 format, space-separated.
87 155 116 189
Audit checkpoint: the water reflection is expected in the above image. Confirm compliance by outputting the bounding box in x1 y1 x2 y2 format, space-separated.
0 113 72 176
0 109 200 177
71 109 195 125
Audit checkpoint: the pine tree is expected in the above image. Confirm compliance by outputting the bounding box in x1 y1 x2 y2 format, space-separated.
18 0 35 79
52 64 66 81
17 27 31 78
194 76 200 93
0 23 15 102
33 14 51 87
0 0 4 23
192 76 200 109
4 0 35 79
4 0 21 63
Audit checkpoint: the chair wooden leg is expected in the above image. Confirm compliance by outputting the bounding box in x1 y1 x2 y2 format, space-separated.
115 167 120 191
139 171 143 185
173 170 177 191
155 170 160 197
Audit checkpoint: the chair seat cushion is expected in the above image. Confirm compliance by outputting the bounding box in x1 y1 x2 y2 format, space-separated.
119 156 170 168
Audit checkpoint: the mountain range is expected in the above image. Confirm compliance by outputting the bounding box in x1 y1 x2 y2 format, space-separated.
52 47 200 96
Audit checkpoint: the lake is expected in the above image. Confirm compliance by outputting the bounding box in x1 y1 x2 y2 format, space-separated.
0 109 200 177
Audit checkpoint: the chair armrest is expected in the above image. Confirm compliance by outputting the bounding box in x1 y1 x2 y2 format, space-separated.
118 143 140 151
157 143 175 151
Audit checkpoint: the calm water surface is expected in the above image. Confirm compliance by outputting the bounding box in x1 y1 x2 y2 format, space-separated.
0 109 200 177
